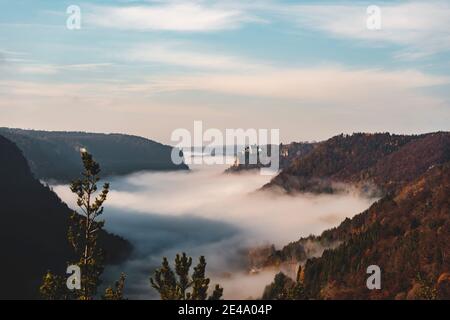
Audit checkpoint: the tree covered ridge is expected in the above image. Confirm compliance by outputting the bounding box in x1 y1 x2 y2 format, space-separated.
265 132 450 195
264 161 450 299
0 127 188 182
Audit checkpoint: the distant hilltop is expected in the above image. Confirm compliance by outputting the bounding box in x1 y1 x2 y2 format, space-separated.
0 128 188 182
263 132 450 196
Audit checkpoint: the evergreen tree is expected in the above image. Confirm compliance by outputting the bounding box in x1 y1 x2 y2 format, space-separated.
190 255 209 300
262 271 308 300
150 253 223 300
288 282 307 300
40 271 72 300
208 284 224 300
150 257 179 299
40 150 126 300
103 273 126 300
68 150 109 299
175 253 192 299
262 272 291 300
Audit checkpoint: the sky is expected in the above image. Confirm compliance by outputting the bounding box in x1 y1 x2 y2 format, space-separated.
0 0 449 144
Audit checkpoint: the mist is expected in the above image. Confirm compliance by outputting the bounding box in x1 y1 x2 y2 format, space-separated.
52 155 376 299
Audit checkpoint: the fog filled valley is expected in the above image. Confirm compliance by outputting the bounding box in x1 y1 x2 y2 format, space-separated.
1 130 448 300
3 0 450 304
52 154 376 299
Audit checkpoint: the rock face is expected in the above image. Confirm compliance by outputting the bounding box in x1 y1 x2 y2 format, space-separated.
225 142 316 173
263 132 450 196
0 128 189 182
0 135 132 299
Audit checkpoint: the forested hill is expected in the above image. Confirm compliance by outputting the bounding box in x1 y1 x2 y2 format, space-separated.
263 132 450 195
0 128 188 182
263 162 450 299
0 135 132 299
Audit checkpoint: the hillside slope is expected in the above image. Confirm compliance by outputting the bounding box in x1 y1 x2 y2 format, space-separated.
263 162 450 299
264 132 449 195
0 135 132 299
0 128 188 182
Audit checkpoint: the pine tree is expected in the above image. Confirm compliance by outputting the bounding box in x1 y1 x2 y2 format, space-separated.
103 273 126 300
68 150 109 299
150 257 179 299
40 150 126 300
208 285 224 300
40 271 72 300
262 272 291 300
190 255 210 300
288 282 307 300
175 253 192 299
150 253 223 300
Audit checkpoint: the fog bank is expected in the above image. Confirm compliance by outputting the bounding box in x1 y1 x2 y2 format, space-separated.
52 156 376 299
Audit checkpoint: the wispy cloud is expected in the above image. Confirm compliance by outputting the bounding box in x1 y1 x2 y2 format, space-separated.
90 1 450 57
5 62 113 75
138 67 449 105
126 42 267 70
2 65 448 103
87 1 260 32
1 62 448 144
0 49 31 64
2 65 447 127
277 1 450 59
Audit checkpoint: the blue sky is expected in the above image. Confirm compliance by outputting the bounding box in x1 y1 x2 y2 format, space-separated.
1 0 449 143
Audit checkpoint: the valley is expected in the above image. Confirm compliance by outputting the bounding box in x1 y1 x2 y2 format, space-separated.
1 130 448 299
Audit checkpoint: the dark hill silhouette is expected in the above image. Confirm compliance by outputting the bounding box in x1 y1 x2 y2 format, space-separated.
0 135 131 299
0 128 188 182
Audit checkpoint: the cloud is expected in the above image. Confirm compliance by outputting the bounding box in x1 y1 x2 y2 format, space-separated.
126 42 267 70
138 67 449 108
280 1 450 59
1 63 448 144
0 49 113 75
13 63 113 75
55 163 376 246
15 65 60 75
9 65 447 100
87 1 260 32
0 49 32 66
